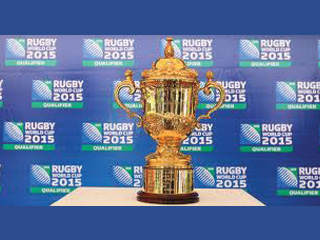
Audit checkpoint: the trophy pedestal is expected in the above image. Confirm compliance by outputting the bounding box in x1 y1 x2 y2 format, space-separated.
138 166 198 204
137 191 199 204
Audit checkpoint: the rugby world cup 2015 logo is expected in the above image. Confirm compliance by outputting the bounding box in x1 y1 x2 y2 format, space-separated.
5 38 57 66
82 38 135 67
277 167 320 196
195 167 216 187
239 39 292 68
276 81 320 110
240 123 293 153
3 121 55 151
113 166 143 187
30 165 82 194
196 166 248 189
277 167 320 197
82 122 134 152
32 79 84 109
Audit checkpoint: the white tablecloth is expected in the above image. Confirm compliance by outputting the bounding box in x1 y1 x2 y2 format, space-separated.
52 187 265 206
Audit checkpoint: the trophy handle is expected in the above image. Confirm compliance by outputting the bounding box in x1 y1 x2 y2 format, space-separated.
197 70 225 122
114 70 143 127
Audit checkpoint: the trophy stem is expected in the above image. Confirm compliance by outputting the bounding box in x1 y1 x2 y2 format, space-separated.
145 137 191 167
156 137 181 157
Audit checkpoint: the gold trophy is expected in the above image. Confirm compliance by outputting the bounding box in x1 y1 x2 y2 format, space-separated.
114 37 225 204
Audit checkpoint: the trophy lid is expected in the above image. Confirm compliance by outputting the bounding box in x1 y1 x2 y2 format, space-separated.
141 37 198 81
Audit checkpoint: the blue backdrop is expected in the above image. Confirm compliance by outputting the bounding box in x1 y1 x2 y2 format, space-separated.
0 35 319 206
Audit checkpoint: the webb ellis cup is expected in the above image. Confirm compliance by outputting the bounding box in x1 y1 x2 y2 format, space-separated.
114 37 225 204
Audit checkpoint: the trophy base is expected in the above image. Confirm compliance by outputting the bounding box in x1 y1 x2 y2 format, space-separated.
137 191 199 204
138 166 198 204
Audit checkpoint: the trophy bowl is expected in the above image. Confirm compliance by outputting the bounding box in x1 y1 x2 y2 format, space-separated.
114 37 225 204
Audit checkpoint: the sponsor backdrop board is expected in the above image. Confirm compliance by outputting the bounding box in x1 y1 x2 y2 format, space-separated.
0 35 319 206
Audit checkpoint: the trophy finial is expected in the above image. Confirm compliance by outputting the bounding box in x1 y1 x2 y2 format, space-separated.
125 69 134 84
164 37 174 58
206 70 214 81
125 69 133 79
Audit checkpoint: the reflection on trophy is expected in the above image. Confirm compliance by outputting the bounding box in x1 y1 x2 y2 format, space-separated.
114 37 225 204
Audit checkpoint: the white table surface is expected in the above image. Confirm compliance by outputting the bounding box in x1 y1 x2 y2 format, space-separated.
52 187 265 206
